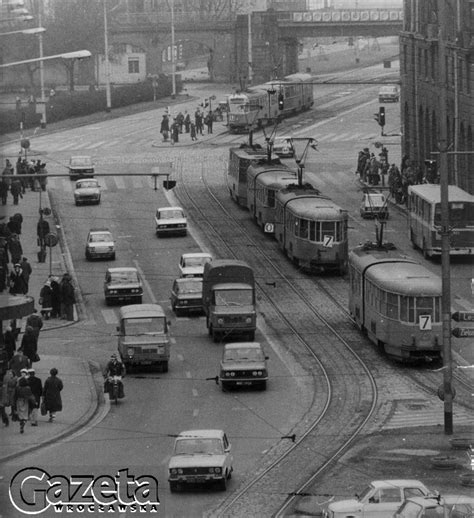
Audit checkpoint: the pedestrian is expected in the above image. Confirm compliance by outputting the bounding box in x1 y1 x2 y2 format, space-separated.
43 367 63 422
0 237 8 292
160 114 169 142
3 325 17 362
14 376 35 433
50 276 61 318
2 368 18 421
27 368 42 426
176 111 184 133
190 122 197 141
8 350 30 377
184 111 191 133
20 256 32 292
37 218 50 247
39 279 53 319
8 234 23 265
0 178 9 205
171 119 179 145
38 163 48 191
60 273 75 321
205 111 213 134
26 309 43 343
0 374 10 426
20 326 38 364
195 110 203 135
10 178 22 205
9 263 28 294
7 216 20 235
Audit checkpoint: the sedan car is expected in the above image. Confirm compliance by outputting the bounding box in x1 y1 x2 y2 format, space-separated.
378 85 399 102
155 206 187 237
85 228 115 260
170 278 203 316
69 155 95 181
360 192 389 219
74 178 101 205
168 429 233 492
323 479 431 518
104 267 143 305
395 494 474 518
219 342 268 391
179 252 212 278
272 136 294 158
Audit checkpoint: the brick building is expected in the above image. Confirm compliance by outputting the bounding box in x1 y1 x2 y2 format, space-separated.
400 0 473 194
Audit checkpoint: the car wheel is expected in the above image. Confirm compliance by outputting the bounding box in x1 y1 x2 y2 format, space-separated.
221 381 231 392
161 361 168 373
169 482 179 493
218 476 227 491
105 298 112 306
259 380 267 391
135 296 142 304
85 251 91 260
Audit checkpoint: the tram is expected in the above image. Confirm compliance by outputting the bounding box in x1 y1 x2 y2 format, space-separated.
246 162 298 232
227 73 314 133
348 242 443 363
274 185 348 274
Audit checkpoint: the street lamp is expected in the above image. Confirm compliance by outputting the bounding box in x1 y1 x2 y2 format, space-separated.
170 0 176 98
0 50 92 68
103 0 112 112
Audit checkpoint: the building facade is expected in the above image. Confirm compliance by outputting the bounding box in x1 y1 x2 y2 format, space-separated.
400 0 474 194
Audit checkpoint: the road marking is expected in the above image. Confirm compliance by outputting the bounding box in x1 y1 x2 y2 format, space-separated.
102 309 118 324
114 176 125 189
133 260 156 304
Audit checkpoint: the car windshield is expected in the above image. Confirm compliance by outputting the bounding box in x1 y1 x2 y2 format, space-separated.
77 181 97 189
159 210 184 219
224 347 264 362
215 288 253 306
90 233 112 242
123 317 165 335
110 271 139 283
177 280 202 293
174 438 224 455
184 256 211 267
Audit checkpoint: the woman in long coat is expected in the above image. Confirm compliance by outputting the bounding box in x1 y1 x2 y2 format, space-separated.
20 326 37 363
39 280 53 319
43 367 63 422
14 377 35 433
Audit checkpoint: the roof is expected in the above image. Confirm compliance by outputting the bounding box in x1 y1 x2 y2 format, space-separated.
224 342 262 350
157 206 184 212
408 184 474 204
119 304 165 318
181 252 212 259
89 228 110 233
107 267 138 273
370 480 427 489
177 430 225 439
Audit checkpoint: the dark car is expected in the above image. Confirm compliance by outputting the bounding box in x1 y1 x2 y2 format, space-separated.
69 155 95 181
170 278 203 316
104 267 143 306
219 342 268 391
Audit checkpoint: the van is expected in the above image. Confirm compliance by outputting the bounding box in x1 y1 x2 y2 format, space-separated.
117 304 170 372
378 85 399 102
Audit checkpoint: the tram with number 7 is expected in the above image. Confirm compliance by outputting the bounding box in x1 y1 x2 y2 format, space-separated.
348 242 443 363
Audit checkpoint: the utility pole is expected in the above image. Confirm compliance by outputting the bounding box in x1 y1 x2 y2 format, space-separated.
437 0 453 435
248 0 252 86
103 0 112 112
170 0 176 98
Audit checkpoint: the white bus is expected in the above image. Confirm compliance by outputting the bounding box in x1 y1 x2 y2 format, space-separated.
407 184 474 258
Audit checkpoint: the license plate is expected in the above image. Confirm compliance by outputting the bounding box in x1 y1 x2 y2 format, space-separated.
139 361 152 365
236 381 252 386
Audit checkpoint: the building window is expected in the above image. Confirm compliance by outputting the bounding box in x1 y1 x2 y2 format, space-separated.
128 59 140 74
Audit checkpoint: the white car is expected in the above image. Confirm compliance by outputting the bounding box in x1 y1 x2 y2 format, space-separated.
69 155 95 180
273 136 294 158
155 206 187 237
85 228 115 260
378 85 399 102
360 192 389 219
74 178 101 205
323 479 431 518
179 252 212 278
168 429 233 492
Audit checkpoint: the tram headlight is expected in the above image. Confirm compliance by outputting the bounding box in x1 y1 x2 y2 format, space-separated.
217 318 224 325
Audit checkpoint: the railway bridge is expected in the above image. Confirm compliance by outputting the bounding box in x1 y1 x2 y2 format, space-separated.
111 7 403 84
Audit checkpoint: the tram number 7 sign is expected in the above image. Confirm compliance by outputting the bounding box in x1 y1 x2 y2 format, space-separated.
323 235 334 248
419 314 432 331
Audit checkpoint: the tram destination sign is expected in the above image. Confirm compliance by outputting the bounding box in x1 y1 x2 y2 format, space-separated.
451 311 474 322
452 327 474 338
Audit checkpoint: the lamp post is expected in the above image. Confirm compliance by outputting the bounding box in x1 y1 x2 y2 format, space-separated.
247 0 253 85
103 0 112 112
170 0 176 98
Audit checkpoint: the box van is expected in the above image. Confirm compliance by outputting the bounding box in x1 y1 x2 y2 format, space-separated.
117 304 170 372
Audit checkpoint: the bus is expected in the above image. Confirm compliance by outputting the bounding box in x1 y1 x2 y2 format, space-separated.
407 184 474 258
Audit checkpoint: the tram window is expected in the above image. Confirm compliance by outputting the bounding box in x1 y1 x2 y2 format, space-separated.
435 297 441 321
321 221 335 238
400 296 415 322
387 292 399 319
434 203 442 225
309 221 316 241
415 296 435 320
267 190 275 208
299 218 309 239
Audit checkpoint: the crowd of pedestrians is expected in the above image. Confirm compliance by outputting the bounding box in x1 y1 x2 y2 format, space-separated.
1 159 48 205
356 148 438 205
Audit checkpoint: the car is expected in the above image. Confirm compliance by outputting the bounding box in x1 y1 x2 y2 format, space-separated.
219 342 268 391
360 192 389 219
104 267 143 305
446 494 474 518
323 479 431 518
179 252 212 278
155 206 187 237
378 85 400 102
170 278 203 316
85 228 115 260
168 429 233 492
74 178 101 205
394 495 444 517
272 136 294 158
69 155 95 181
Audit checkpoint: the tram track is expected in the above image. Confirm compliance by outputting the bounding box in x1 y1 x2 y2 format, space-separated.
172 155 379 516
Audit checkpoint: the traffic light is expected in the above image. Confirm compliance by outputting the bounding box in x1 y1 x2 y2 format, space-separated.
378 106 385 126
278 93 284 110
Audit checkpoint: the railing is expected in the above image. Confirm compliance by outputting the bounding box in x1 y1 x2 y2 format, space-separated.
276 8 404 23
115 11 236 27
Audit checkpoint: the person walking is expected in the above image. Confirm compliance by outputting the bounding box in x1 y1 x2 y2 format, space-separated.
195 110 203 135
205 111 213 134
60 273 75 321
176 111 184 133
160 114 169 142
8 350 30 377
27 368 42 426
184 111 191 133
20 326 38 364
8 234 23 265
9 263 28 294
14 376 35 433
26 309 43 345
2 369 17 422
10 178 22 205
39 279 53 319
20 257 32 292
0 178 9 205
170 119 179 145
7 216 21 235
43 367 63 422
190 122 197 141
50 276 61 318
4 325 17 362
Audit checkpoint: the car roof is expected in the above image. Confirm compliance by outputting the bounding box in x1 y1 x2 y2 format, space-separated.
177 429 225 439
181 252 212 259
76 178 98 183
89 228 110 233
107 267 138 273
157 206 184 212
119 303 165 318
175 277 202 283
371 480 426 488
224 342 262 350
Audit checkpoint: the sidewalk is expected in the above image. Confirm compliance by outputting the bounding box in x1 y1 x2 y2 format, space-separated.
0 188 102 462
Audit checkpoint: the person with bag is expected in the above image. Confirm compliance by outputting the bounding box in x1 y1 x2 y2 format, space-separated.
43 367 63 422
14 377 36 433
20 326 39 364
27 368 42 426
